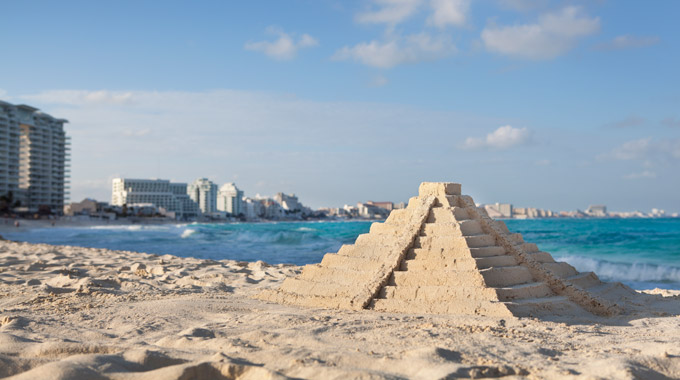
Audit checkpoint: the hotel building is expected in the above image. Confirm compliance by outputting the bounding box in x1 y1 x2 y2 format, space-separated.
188 178 217 214
111 178 200 219
0 101 70 212
217 182 243 216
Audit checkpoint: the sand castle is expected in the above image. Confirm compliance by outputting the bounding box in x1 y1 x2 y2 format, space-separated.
258 182 631 317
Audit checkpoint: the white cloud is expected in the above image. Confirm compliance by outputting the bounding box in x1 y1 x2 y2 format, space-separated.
244 28 318 61
0 89 7 99
596 35 660 51
605 138 653 160
356 0 423 25
623 170 656 180
463 125 531 149
332 33 455 68
22 90 134 106
427 0 469 28
602 138 680 161
481 6 600 60
535 159 551 166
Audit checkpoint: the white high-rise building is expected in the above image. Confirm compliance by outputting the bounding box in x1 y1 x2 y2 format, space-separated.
187 178 217 214
0 101 21 198
217 182 244 216
0 101 70 212
111 178 199 219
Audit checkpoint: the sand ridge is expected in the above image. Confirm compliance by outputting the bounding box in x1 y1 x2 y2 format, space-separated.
1 239 680 379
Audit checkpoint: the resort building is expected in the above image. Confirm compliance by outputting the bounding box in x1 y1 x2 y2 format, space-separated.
188 178 217 214
217 182 243 216
0 101 70 213
111 178 199 219
357 202 390 219
0 101 21 198
274 192 302 212
586 205 607 217
170 182 200 219
366 201 394 211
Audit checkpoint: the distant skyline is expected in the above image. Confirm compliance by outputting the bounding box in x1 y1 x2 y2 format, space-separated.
1 0 679 212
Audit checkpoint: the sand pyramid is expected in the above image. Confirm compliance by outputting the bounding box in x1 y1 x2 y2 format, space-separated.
257 182 629 317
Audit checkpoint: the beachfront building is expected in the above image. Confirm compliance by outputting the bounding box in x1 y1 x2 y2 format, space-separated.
111 178 199 219
188 178 217 214
586 205 607 217
274 192 302 212
0 101 21 199
366 201 394 211
357 202 390 219
484 203 513 218
0 101 70 213
216 182 243 216
170 182 200 219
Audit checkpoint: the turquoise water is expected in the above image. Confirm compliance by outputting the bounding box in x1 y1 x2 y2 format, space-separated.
4 218 679 290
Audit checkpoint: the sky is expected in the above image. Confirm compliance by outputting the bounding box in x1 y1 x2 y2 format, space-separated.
1 0 679 212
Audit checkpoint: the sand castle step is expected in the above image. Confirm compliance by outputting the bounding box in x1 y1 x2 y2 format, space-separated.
565 272 602 289
370 298 513 317
421 221 483 236
504 296 585 316
495 282 554 301
256 182 625 317
426 207 471 222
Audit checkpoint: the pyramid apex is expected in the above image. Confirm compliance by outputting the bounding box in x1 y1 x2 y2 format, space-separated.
418 182 461 197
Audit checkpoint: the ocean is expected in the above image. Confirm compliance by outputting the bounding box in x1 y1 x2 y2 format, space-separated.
4 218 679 290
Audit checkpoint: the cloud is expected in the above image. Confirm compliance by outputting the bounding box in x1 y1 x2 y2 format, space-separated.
22 90 134 106
332 33 455 68
355 0 423 25
601 137 680 161
623 170 656 180
427 0 469 28
604 115 645 129
463 125 531 149
534 159 551 166
0 89 7 99
481 6 600 60
661 117 680 128
604 138 653 160
595 35 660 51
244 28 318 61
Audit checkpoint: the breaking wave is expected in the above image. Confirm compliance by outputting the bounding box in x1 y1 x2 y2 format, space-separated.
557 255 680 285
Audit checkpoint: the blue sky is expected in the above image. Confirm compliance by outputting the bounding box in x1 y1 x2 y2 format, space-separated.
1 0 679 212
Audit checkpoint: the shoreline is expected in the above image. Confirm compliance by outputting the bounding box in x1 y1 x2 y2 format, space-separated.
1 240 679 379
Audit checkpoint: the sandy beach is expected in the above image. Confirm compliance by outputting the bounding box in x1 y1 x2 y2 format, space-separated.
0 240 678 379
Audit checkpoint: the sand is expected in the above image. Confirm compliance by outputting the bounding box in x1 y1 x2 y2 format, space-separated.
1 240 680 379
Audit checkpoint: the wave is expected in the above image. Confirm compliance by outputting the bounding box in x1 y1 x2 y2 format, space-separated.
180 229 197 238
88 224 179 231
558 255 680 283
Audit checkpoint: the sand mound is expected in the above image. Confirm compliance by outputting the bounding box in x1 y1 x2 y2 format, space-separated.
258 182 639 317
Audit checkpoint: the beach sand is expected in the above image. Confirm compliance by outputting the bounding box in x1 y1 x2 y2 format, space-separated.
1 240 679 379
